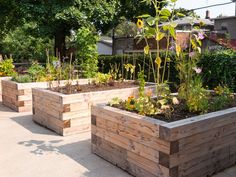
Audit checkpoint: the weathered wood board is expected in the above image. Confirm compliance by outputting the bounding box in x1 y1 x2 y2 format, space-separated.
0 77 11 98
91 105 236 177
32 83 156 136
2 79 89 112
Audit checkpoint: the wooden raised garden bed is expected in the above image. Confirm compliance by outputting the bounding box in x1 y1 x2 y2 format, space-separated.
2 79 89 112
32 83 156 136
0 77 11 97
91 104 236 177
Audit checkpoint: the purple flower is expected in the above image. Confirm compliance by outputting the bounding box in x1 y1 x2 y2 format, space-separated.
53 61 61 68
169 45 175 51
198 32 205 40
189 52 196 58
193 67 202 74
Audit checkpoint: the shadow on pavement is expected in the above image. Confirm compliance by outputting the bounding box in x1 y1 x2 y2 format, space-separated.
17 138 131 177
11 115 59 136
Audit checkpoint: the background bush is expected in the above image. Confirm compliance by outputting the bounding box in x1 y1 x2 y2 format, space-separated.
199 49 236 92
0 23 52 63
98 49 236 92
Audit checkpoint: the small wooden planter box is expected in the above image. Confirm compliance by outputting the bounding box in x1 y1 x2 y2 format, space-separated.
32 84 156 136
0 77 11 96
2 79 89 112
91 105 236 177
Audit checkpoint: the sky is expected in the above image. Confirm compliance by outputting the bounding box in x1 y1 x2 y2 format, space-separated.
175 0 236 18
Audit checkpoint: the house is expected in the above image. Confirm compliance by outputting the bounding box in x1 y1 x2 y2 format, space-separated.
97 36 113 55
210 16 236 50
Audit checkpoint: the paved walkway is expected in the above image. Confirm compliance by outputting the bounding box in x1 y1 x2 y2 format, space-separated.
0 102 235 177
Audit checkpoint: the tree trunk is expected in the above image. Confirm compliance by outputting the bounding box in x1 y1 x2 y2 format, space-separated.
54 29 66 58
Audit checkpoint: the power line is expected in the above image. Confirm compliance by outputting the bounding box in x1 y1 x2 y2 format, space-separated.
189 1 234 11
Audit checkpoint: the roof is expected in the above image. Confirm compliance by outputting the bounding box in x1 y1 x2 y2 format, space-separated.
161 17 214 26
213 16 236 21
98 40 112 47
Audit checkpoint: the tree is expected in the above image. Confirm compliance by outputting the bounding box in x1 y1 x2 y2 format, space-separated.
11 0 119 57
173 8 200 19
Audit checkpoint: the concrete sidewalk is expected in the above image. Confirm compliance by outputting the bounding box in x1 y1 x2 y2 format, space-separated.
0 102 235 177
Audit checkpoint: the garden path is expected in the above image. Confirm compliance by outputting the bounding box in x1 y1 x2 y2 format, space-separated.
0 101 235 177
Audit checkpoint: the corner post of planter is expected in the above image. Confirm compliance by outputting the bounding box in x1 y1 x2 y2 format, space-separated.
159 125 180 177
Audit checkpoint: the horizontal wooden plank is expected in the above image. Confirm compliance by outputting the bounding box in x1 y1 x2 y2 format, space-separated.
159 107 236 141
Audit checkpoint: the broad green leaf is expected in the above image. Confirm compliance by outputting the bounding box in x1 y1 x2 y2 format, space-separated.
169 26 176 39
177 12 185 17
146 17 156 26
156 32 165 41
170 22 178 28
137 14 150 18
144 45 150 54
145 27 156 38
161 9 171 17
162 25 169 31
197 47 201 53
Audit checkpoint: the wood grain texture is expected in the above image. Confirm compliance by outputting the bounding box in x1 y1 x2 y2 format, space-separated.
91 105 236 177
33 83 156 136
1 79 90 112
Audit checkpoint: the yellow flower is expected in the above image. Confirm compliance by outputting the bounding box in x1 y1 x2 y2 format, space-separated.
176 44 181 57
144 45 149 54
137 19 144 29
155 57 162 67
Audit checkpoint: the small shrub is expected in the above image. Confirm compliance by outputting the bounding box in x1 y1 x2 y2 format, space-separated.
12 74 32 83
27 62 47 82
0 58 16 77
93 72 112 85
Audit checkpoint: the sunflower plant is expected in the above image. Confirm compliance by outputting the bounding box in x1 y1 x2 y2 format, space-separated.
136 0 181 92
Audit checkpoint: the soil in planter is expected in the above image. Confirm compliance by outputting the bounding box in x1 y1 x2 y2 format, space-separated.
49 81 144 94
112 95 236 123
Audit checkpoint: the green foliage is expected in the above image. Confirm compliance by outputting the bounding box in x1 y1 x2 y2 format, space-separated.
124 63 136 80
10 0 118 55
109 97 122 106
109 63 122 81
137 68 146 98
210 85 234 111
199 49 236 92
27 62 47 82
93 72 111 85
74 27 99 78
12 74 32 83
98 52 178 87
173 8 200 19
185 77 209 113
136 0 178 85
0 58 15 77
0 23 52 62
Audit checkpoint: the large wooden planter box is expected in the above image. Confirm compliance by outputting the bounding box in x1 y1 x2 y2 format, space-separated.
32 84 156 136
0 77 11 97
2 79 89 112
91 105 236 177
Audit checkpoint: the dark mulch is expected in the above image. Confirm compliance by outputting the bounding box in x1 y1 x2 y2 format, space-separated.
112 95 236 123
49 81 141 94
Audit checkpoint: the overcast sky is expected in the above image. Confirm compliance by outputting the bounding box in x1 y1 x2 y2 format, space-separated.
175 0 236 18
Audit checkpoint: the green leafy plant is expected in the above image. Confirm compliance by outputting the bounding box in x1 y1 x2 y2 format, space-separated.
109 97 122 106
12 74 32 83
124 63 136 80
74 27 99 78
210 85 234 111
27 62 47 82
109 63 122 81
185 77 209 113
0 58 16 77
93 72 112 85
